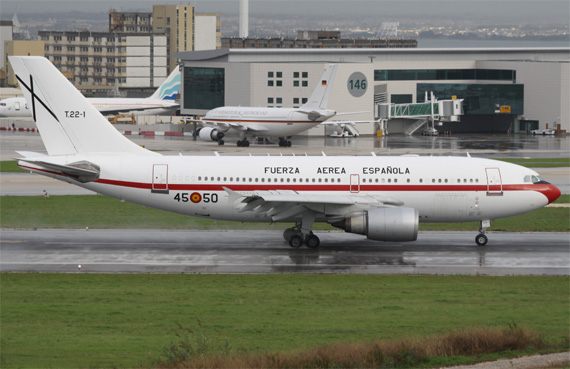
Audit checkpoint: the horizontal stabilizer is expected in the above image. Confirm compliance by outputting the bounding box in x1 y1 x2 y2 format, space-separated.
18 158 100 183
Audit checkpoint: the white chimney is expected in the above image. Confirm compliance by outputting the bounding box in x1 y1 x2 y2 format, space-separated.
239 0 249 38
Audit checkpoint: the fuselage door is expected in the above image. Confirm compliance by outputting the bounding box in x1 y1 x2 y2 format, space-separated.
287 111 295 125
14 101 20 111
485 168 503 195
152 164 169 194
350 174 360 193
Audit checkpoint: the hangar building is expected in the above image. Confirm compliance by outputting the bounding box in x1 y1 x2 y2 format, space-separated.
175 48 569 135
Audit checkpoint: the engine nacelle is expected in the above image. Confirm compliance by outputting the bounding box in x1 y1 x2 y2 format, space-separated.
198 127 224 142
332 207 419 242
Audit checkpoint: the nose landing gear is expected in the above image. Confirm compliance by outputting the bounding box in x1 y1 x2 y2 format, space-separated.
475 220 490 246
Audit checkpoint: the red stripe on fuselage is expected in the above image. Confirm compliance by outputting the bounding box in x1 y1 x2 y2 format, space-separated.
92 178 553 195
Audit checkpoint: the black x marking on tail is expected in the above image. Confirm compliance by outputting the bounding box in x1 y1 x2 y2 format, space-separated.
16 74 59 123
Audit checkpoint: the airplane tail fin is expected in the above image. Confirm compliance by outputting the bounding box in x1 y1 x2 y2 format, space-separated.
148 67 181 101
9 56 157 156
300 64 337 111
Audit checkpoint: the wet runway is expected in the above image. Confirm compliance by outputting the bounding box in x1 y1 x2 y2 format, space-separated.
1 130 569 159
1 229 568 275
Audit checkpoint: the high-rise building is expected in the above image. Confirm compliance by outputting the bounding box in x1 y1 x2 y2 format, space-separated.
39 30 167 94
153 5 221 71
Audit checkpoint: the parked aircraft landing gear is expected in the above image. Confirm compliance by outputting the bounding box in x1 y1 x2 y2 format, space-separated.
278 137 292 147
237 139 250 147
475 220 490 246
218 140 225 145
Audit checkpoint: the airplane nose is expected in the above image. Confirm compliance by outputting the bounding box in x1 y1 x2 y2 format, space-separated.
538 184 561 204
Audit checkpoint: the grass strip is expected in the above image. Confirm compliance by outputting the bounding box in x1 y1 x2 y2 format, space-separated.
1 274 568 368
0 195 568 232
157 325 566 368
553 194 569 203
496 158 570 168
0 161 25 173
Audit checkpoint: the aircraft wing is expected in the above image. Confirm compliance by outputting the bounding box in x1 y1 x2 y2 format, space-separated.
224 187 403 222
186 119 270 132
97 104 180 116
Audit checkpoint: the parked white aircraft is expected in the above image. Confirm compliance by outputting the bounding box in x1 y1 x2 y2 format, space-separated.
192 64 368 147
11 56 561 248
0 68 180 118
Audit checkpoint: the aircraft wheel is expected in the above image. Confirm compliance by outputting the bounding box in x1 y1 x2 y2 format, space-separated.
237 140 243 147
283 228 296 241
289 235 304 249
218 140 224 145
244 140 250 147
305 234 320 249
286 141 292 147
475 234 488 246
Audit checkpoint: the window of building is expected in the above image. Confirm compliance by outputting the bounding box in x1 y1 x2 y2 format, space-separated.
276 98 282 104
293 98 299 104
268 80 274 87
302 72 308 78
276 80 282 87
293 81 299 87
67 46 75 52
268 71 274 78
375 68 516 82
268 97 274 104
417 83 524 115
302 81 308 87
391 94 413 104
276 72 282 78
293 72 299 78
183 67 225 110
302 98 308 104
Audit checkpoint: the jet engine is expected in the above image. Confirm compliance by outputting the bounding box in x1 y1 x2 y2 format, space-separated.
332 207 419 242
198 127 224 142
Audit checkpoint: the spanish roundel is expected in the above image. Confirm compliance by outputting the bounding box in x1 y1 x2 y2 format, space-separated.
190 192 202 203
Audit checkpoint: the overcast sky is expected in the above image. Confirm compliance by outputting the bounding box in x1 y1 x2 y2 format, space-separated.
2 0 569 23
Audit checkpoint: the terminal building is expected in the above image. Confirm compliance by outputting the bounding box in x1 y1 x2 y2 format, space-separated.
175 47 569 134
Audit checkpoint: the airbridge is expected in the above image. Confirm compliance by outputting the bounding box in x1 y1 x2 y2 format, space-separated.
376 92 464 136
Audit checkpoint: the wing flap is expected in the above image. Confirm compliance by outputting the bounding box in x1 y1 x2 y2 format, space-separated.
223 187 403 221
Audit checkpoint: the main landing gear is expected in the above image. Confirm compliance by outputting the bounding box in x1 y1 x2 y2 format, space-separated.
475 220 490 246
283 213 319 249
237 139 250 147
278 137 292 147
284 227 320 249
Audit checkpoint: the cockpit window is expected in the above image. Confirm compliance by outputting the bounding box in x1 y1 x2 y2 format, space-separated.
525 175 549 184
0 103 6 106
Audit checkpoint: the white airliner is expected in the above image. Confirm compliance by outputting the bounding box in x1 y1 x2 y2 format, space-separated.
0 68 180 118
11 56 561 248
193 64 367 147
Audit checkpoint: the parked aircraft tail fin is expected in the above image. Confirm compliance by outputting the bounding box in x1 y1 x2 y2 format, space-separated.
9 56 157 156
148 67 181 101
300 64 337 111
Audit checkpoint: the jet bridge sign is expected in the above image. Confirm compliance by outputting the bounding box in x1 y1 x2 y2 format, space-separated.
347 72 367 97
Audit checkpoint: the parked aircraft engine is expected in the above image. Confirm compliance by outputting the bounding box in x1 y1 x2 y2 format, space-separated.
198 127 224 142
332 207 419 242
